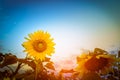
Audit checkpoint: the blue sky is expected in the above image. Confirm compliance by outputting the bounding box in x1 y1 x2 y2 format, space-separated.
0 0 120 58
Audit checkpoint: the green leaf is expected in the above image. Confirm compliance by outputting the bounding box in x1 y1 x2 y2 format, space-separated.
0 54 17 67
45 62 55 70
94 48 108 55
18 58 36 70
43 57 51 62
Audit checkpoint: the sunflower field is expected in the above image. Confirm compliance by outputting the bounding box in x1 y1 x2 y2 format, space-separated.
0 30 119 80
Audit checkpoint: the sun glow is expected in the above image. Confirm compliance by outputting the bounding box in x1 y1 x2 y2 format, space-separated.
47 23 118 70
50 29 85 70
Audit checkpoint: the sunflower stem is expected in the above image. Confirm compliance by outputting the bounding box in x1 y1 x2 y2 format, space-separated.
34 60 43 80
35 61 38 80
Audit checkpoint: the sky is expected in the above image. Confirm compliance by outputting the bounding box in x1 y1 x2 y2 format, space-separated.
0 0 120 70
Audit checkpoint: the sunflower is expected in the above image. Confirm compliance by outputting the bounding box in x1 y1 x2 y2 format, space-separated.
22 30 55 61
75 49 116 77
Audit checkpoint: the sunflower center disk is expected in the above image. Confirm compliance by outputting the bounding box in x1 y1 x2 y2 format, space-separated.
33 40 47 52
84 57 108 71
38 43 43 48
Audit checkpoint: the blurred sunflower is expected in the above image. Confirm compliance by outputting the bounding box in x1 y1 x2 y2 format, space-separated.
75 50 116 77
22 30 55 61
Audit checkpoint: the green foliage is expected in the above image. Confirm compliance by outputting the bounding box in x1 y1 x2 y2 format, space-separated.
0 53 17 68
0 48 119 80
